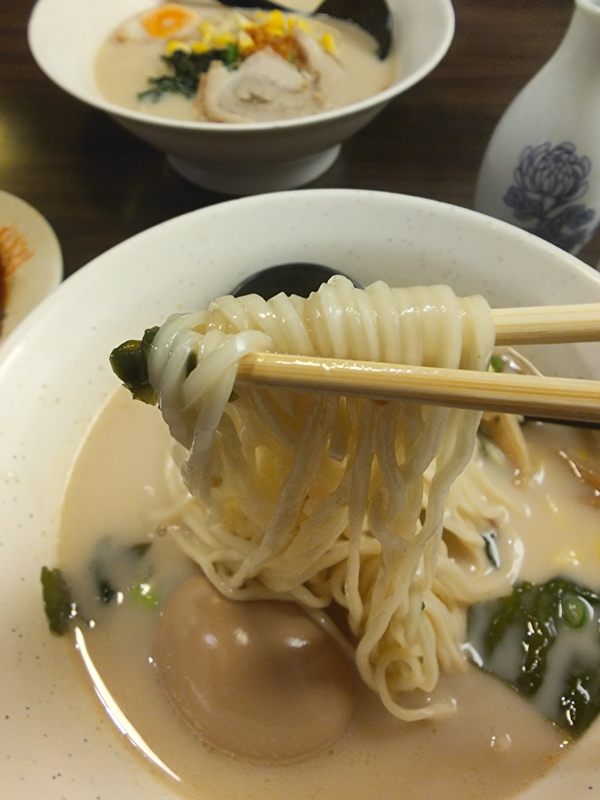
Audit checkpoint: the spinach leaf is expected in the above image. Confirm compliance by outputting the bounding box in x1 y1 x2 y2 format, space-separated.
109 326 159 404
139 44 241 103
40 566 77 636
89 537 156 609
467 577 600 737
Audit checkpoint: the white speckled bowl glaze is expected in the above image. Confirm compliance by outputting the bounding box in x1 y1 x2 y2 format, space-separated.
1 189 600 799
27 0 454 195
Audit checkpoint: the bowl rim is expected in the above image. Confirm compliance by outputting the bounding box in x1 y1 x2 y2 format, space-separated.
5 186 600 354
26 0 456 134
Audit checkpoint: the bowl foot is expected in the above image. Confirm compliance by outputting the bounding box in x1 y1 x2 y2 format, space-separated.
167 146 341 195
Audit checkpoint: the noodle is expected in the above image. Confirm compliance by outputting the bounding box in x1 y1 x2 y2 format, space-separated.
146 276 515 721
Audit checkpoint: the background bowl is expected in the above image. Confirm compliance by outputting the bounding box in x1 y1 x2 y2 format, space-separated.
27 0 455 195
2 188 600 799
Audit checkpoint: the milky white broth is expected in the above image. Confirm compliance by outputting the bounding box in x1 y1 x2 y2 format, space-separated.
53 385 600 800
94 4 396 122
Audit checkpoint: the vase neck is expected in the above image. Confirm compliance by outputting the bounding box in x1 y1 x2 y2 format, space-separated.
576 0 600 13
552 0 600 68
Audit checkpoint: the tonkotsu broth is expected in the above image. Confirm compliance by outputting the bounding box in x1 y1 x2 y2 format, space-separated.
94 4 396 122
56 387 583 800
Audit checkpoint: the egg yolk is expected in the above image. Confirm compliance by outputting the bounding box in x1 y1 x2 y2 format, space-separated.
141 4 197 38
154 575 358 761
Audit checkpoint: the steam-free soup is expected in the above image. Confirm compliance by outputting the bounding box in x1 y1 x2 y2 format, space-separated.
94 2 395 123
55 385 600 800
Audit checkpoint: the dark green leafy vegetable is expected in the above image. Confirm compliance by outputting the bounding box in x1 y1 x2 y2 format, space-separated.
41 566 77 636
467 577 600 737
129 541 153 559
41 541 157 637
481 527 500 569
561 664 600 733
110 325 204 404
94 571 116 604
90 537 155 606
109 326 159 404
138 44 241 103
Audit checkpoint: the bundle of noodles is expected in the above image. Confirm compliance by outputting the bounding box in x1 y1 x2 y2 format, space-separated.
146 275 517 721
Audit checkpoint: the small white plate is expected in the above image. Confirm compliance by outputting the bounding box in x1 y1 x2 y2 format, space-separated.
0 189 63 340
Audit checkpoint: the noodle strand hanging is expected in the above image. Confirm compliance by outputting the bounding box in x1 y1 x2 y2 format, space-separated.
146 276 514 721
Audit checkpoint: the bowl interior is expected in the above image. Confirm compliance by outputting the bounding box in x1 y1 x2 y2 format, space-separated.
28 0 455 129
2 189 600 799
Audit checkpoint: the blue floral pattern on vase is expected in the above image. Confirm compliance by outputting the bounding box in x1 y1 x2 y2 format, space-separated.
503 142 597 253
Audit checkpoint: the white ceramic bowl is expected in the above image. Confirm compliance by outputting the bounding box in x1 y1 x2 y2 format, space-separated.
2 189 600 799
27 0 454 195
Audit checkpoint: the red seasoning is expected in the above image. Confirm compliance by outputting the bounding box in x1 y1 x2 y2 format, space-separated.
0 226 33 335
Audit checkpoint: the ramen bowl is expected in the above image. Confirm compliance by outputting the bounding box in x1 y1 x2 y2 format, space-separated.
2 189 600 799
27 0 454 195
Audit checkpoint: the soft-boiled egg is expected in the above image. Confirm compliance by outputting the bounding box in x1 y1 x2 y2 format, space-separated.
116 4 200 42
154 575 358 761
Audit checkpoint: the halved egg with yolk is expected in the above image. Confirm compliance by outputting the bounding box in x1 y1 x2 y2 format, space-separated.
154 575 359 761
141 4 199 39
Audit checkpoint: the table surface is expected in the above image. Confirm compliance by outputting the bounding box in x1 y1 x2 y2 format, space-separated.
2 0 598 280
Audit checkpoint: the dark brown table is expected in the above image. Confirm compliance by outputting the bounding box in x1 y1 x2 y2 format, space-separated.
2 0 596 279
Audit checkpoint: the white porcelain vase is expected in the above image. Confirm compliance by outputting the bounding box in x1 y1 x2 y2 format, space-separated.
474 0 600 255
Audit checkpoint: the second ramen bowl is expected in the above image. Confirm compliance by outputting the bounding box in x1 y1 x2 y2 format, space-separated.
27 0 454 195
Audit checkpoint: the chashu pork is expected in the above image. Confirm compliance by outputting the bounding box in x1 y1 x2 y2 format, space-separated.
196 47 320 123
293 28 345 107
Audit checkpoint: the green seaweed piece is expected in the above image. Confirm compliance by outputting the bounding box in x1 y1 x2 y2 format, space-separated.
89 536 155 608
40 566 76 636
138 44 241 103
560 663 600 737
109 326 159 404
129 541 153 559
481 527 501 569
467 576 600 737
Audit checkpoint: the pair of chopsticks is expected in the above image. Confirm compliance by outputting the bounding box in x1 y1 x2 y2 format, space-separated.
232 303 600 426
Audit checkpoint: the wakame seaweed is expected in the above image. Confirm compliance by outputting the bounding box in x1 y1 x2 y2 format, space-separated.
467 577 600 737
481 527 501 569
41 540 158 636
138 43 241 102
109 326 159 404
90 537 156 608
41 566 77 636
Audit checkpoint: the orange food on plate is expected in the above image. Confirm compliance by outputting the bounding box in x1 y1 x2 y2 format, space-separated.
0 225 32 334
0 225 32 276
0 251 5 331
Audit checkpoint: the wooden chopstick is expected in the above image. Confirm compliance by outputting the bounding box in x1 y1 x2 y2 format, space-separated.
492 302 600 344
235 354 600 424
226 302 600 423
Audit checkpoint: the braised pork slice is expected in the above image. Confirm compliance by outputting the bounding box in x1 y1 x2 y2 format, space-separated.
294 28 344 106
195 47 324 123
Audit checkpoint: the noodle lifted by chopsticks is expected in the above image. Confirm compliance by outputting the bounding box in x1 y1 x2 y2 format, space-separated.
147 276 518 720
